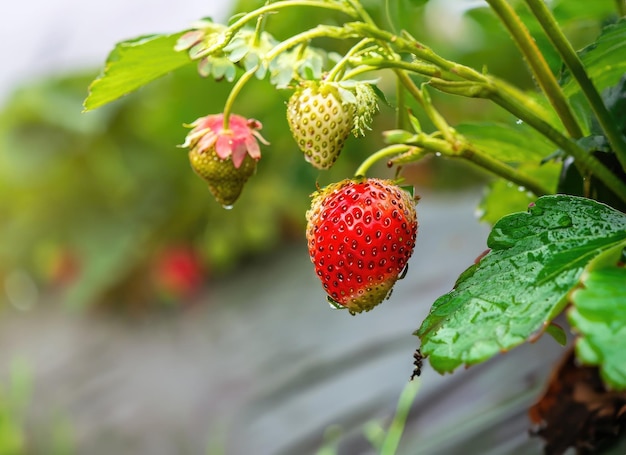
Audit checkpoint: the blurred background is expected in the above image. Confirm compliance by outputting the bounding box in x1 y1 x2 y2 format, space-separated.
0 0 619 454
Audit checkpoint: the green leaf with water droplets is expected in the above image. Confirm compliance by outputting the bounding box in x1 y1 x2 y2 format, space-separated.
569 242 626 390
416 195 626 374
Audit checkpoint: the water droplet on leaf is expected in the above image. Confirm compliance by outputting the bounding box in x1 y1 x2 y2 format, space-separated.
555 214 573 228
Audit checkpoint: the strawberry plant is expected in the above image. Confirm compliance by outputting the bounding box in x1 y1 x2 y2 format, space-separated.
84 0 626 451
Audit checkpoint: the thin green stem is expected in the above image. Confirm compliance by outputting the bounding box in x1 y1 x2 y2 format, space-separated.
428 75 559 130
200 1 359 58
380 381 421 455
358 57 450 79
421 44 626 196
461 144 551 196
342 65 378 81
484 0 584 139
263 24 350 64
415 134 552 195
377 131 552 195
355 144 416 177
396 75 406 130
392 68 545 193
349 23 486 82
384 0 398 35
326 38 374 81
347 0 377 27
616 0 626 17
222 66 259 129
524 0 626 173
229 0 358 32
252 12 266 47
394 69 456 143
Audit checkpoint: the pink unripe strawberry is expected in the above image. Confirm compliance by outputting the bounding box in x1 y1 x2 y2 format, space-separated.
182 113 268 206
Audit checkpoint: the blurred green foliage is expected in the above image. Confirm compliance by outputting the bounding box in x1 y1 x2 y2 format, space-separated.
0 359 30 454
1 0 618 311
0 359 73 455
0 68 308 310
0 54 384 311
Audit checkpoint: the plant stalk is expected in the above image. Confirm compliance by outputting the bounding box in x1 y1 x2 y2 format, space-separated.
264 25 350 64
222 66 259 129
484 0 584 139
350 23 486 82
252 13 266 48
354 144 417 177
379 131 552 196
460 144 551 196
420 134 552 196
524 0 626 173
201 1 359 58
395 70 456 143
326 38 374 82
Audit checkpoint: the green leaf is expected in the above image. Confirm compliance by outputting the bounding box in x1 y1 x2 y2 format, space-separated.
456 121 555 163
568 242 626 390
478 161 560 224
545 323 567 346
597 74 626 136
84 32 191 111
416 195 626 374
562 19 626 97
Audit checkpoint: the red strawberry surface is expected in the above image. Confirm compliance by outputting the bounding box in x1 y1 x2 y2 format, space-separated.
306 178 418 314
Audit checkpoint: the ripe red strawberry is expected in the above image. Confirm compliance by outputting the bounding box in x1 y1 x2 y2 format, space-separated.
182 113 268 207
287 81 355 170
306 178 418 314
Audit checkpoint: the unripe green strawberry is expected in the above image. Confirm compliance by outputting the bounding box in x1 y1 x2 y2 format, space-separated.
306 178 418 314
182 113 268 207
188 148 257 207
287 81 355 170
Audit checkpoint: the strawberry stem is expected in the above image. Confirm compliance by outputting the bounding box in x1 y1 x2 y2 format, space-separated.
402 132 553 196
263 25 350 65
252 12 266 48
394 70 455 144
222 66 259 130
396 76 407 130
354 144 417 177
191 1 359 61
349 23 485 82
356 57 452 80
326 38 374 82
347 0 378 27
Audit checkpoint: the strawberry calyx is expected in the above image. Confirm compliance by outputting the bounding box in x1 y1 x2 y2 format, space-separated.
182 113 268 168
